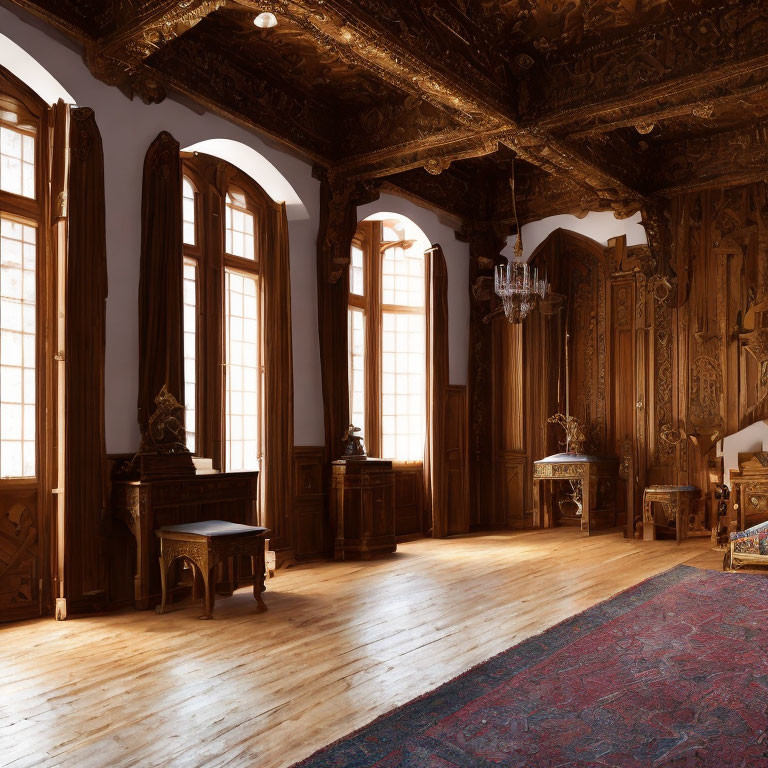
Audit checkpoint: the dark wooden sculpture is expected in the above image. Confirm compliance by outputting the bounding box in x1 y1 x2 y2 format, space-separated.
341 424 366 459
135 386 195 480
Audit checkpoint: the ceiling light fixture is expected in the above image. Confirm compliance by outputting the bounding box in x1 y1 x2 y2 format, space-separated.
254 11 278 29
494 160 549 323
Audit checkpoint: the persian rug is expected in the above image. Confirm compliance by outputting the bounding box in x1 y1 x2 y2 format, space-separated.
294 565 768 768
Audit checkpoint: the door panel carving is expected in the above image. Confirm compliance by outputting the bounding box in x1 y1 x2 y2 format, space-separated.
0 491 39 621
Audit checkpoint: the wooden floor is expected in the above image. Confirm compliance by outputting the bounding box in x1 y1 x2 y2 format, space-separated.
2 529 724 768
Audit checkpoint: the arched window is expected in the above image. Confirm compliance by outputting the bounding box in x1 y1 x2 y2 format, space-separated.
181 155 264 473
348 215 429 461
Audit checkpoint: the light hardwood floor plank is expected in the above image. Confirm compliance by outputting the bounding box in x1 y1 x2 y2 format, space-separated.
1 529 724 768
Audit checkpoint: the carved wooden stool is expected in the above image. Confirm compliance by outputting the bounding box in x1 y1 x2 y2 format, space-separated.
642 485 697 543
155 520 269 619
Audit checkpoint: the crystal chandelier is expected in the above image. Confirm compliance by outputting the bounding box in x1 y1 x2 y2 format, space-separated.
493 158 549 322
494 262 549 323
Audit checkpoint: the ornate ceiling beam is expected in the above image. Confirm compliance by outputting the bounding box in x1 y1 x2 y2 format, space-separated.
654 121 768 196
503 131 647 213
241 0 645 206
8 0 648 211
530 0 768 136
0 0 92 40
540 51 768 139
336 128 514 180
84 0 228 102
240 0 509 129
330 124 647 210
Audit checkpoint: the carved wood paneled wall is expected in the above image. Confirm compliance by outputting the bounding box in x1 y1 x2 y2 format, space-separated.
464 227 507 531
393 466 424 538
293 447 328 561
526 230 611 454
485 182 768 536
445 386 469 536
665 185 768 514
493 321 527 528
493 232 655 528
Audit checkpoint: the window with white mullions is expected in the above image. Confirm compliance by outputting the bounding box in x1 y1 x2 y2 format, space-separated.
182 257 197 453
0 216 36 478
182 176 196 246
225 188 255 261
225 269 260 472
0 116 35 199
348 215 429 462
348 306 365 439
181 157 264 474
350 243 364 297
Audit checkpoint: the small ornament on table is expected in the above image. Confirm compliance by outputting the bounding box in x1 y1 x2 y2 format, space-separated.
547 413 587 455
342 424 366 459
133 385 195 479
140 385 188 455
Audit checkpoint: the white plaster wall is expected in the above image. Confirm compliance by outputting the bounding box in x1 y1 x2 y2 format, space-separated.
357 194 470 386
1 6 471 451
501 210 648 263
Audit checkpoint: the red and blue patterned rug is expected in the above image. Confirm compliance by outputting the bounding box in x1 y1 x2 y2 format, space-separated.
293 565 768 767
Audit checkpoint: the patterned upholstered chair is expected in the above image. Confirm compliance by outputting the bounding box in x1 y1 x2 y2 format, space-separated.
724 520 768 570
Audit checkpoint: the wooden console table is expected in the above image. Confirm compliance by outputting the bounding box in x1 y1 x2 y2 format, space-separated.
533 453 619 535
112 470 259 609
642 485 700 543
156 521 269 619
331 458 395 559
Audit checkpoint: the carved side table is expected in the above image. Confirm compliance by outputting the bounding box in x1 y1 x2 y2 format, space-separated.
155 520 269 619
533 453 619 535
642 485 699 543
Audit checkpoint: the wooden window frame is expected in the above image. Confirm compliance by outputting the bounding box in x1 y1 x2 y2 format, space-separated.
0 67 60 619
348 219 425 465
181 174 201 453
0 73 55 487
181 154 266 472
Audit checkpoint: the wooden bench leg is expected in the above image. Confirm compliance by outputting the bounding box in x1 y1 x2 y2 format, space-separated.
251 552 267 613
155 554 169 615
200 562 215 620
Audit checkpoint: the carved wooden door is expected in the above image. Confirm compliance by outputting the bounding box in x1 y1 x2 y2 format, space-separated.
527 229 610 453
609 271 648 532
0 490 41 620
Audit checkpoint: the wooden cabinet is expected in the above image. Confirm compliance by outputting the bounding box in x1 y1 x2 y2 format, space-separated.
112 471 258 609
331 459 395 559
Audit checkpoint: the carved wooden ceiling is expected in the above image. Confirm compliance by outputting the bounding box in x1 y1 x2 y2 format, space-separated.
10 0 768 224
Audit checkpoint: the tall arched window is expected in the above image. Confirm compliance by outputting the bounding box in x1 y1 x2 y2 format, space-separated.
181 155 264 473
348 215 429 461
